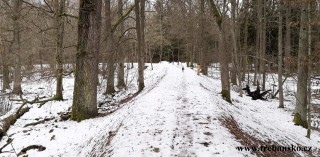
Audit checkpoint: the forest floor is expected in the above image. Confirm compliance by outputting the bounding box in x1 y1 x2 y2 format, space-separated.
0 62 320 157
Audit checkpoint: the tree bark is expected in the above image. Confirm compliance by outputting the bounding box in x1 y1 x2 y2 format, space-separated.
54 0 66 101
231 0 243 96
262 3 267 91
1 47 10 91
284 2 291 74
117 0 126 89
306 2 312 138
0 107 29 141
135 0 145 92
243 0 249 84
71 0 102 121
278 2 284 108
12 0 22 94
105 0 116 94
259 0 266 91
293 2 309 128
159 0 163 63
199 0 208 76
208 0 231 103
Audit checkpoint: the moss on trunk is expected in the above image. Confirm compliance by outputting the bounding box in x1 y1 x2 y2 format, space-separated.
105 85 116 95
221 89 232 103
138 82 145 92
71 0 101 122
293 113 308 128
53 93 63 101
0 107 29 141
71 109 96 122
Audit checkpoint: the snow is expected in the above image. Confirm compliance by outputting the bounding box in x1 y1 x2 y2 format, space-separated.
0 62 319 157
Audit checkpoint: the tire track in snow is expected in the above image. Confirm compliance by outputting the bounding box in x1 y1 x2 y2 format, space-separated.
172 70 196 157
86 66 170 157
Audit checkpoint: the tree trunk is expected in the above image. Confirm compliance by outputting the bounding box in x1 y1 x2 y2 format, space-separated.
39 32 45 76
12 0 22 94
199 0 207 76
243 0 249 84
117 0 126 89
54 0 66 101
135 0 145 92
293 2 309 128
306 2 312 138
254 13 259 87
284 2 291 75
1 47 10 91
231 0 243 96
2 65 10 91
208 0 231 103
149 46 154 70
159 2 163 63
220 30 231 103
71 0 102 121
278 2 284 108
140 0 146 91
105 0 116 94
260 0 266 91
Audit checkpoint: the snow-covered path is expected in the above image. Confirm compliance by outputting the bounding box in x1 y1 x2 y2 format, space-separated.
2 63 320 157
101 64 244 157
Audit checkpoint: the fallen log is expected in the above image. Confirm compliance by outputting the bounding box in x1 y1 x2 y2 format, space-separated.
17 145 46 156
0 95 55 142
242 85 271 100
0 107 29 141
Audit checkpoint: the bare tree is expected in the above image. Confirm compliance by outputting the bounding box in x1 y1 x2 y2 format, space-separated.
0 1 10 91
117 0 126 89
135 0 145 92
208 0 231 103
72 0 102 121
242 0 249 84
53 0 66 100
199 0 207 75
12 0 23 94
105 0 116 94
231 0 243 97
278 1 284 108
293 1 309 128
284 1 291 74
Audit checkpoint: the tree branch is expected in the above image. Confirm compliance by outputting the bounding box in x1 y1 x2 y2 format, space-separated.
111 5 135 33
207 0 223 28
59 13 78 19
22 0 54 13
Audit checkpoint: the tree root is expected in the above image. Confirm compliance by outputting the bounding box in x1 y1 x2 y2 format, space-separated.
59 112 71 121
24 117 55 127
0 138 13 153
17 145 46 156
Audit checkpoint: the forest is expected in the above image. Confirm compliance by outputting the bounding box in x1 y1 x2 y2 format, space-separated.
0 0 320 156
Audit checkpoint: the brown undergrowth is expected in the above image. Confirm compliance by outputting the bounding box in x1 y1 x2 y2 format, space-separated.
220 116 299 157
